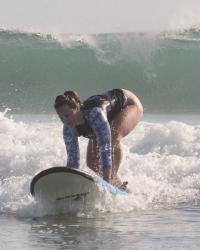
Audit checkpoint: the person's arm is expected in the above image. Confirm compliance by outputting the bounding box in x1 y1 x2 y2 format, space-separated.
63 125 80 169
85 108 112 182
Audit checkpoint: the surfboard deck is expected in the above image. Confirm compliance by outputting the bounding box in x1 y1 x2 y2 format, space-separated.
30 167 128 203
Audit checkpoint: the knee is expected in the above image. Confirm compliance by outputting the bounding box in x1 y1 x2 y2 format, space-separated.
86 146 100 168
87 153 98 172
111 135 121 148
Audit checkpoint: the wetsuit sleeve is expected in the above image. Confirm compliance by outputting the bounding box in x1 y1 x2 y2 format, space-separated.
63 125 80 168
85 108 112 169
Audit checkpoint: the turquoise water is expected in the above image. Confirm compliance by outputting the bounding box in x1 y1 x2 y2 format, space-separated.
0 30 200 113
1 28 200 249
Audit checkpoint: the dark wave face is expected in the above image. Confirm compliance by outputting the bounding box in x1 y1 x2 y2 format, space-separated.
0 29 200 114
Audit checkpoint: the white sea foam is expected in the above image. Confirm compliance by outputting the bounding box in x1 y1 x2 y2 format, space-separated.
0 112 200 217
168 7 200 33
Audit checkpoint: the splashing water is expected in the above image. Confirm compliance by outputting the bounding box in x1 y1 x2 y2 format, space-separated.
0 111 200 217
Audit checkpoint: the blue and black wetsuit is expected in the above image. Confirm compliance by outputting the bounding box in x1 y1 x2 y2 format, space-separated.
63 89 128 170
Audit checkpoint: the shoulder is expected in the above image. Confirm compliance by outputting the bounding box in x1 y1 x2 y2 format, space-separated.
84 107 105 120
83 108 109 128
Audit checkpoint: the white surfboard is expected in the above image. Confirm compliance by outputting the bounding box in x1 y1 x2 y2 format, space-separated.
30 167 127 204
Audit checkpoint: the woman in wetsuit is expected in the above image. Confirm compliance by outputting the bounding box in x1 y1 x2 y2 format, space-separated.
54 89 143 188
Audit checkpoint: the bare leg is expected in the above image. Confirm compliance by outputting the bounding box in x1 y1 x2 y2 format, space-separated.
110 89 143 185
111 138 123 186
87 138 112 182
86 139 101 175
87 89 143 186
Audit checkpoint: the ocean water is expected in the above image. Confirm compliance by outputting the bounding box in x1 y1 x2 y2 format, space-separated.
0 28 200 249
0 111 200 249
0 29 200 114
